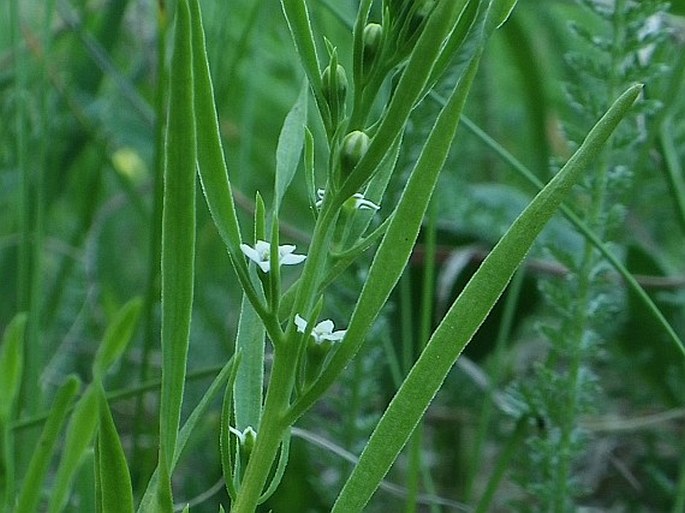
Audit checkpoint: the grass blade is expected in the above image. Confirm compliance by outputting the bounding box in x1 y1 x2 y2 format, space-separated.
15 375 80 513
48 386 98 513
331 83 643 513
0 313 26 511
95 385 134 513
92 297 143 380
159 0 197 480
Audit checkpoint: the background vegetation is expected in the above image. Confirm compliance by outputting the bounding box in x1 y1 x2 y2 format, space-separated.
1 0 685 511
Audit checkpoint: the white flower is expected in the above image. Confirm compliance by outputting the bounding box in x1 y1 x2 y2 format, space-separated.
239 240 306 273
315 189 380 211
228 425 257 445
295 314 347 344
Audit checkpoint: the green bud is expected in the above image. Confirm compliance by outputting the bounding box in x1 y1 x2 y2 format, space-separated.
362 23 383 68
322 64 348 105
340 130 370 174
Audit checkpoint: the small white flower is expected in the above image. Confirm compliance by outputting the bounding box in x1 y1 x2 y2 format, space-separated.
228 425 257 445
295 314 347 344
351 193 380 211
315 189 380 211
239 240 306 273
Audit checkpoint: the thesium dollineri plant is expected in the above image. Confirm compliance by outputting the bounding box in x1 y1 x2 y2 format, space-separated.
3 0 685 511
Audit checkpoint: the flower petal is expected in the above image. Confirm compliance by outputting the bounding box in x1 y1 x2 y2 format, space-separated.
323 329 346 341
281 253 307 266
314 319 335 334
240 243 260 263
294 314 308 333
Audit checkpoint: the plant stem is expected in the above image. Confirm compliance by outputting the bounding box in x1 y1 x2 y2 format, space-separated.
229 347 295 513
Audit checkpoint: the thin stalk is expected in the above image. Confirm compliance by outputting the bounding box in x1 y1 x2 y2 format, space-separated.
228 348 296 513
231 194 339 512
554 5 623 508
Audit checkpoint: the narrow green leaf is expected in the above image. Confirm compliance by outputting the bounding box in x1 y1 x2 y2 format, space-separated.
137 356 241 513
95 385 134 513
0 313 26 422
15 375 80 513
487 0 519 31
257 432 291 504
279 0 329 130
188 0 265 318
159 0 196 476
274 82 308 211
0 313 25 513
234 295 265 432
92 297 143 380
331 84 643 513
48 385 98 513
189 0 243 254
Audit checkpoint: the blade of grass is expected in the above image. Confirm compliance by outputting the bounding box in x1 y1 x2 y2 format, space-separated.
159 0 196 486
188 0 267 323
15 375 80 513
137 354 240 513
0 313 26 512
92 297 143 380
48 386 98 513
280 0 329 132
331 84 643 513
95 385 134 513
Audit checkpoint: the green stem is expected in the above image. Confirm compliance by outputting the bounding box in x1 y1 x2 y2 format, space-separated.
229 348 295 513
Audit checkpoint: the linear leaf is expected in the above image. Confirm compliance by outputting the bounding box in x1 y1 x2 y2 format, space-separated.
331 84 643 512
0 313 26 422
159 0 196 478
274 82 308 212
15 375 80 513
92 297 143 380
234 294 265 432
95 385 134 513
48 385 98 513
137 356 240 513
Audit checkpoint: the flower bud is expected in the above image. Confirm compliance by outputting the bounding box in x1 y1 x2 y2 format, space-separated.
362 23 383 69
322 64 348 106
340 130 370 174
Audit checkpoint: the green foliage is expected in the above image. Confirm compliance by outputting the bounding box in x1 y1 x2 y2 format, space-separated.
1 0 684 512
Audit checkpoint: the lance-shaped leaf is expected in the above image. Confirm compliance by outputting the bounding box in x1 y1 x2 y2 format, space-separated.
331 83 643 513
95 385 134 513
274 81 308 212
15 376 80 513
159 0 196 480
